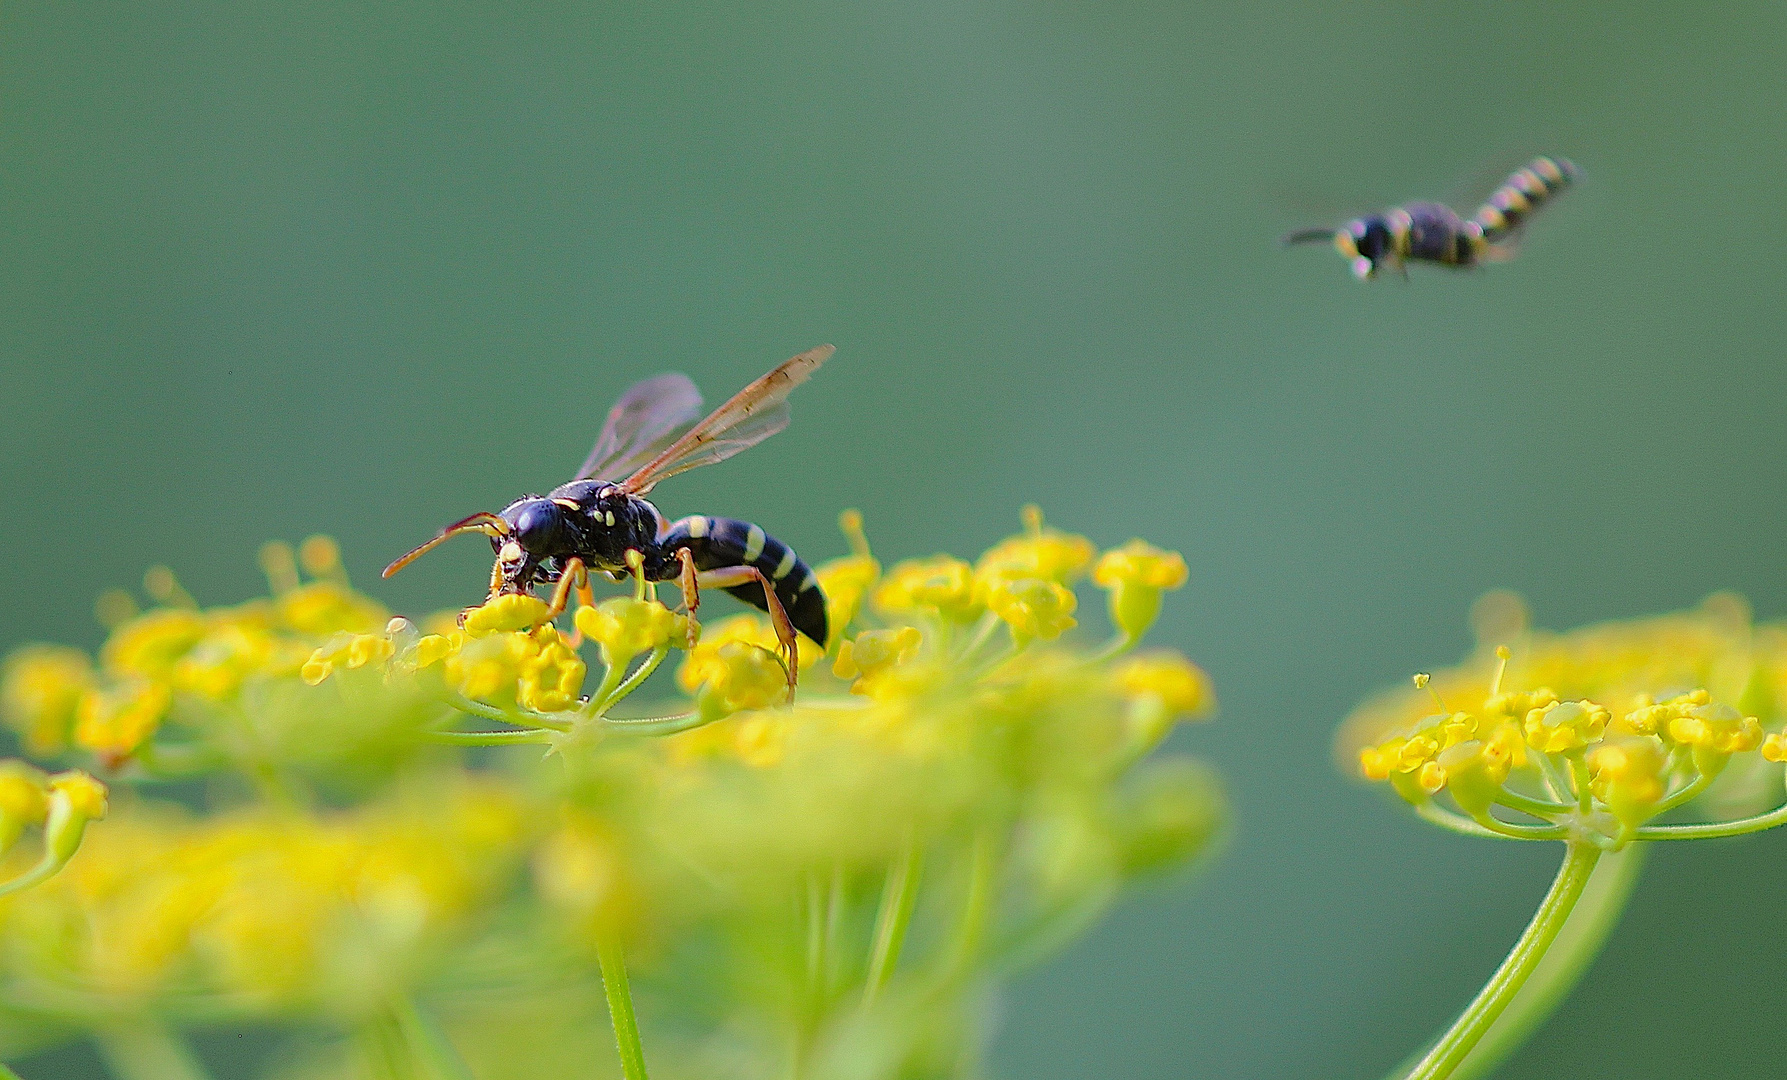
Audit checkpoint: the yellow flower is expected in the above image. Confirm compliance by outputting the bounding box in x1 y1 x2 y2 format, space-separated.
874 556 982 622
1522 699 1610 754
682 641 787 723
274 581 387 637
985 578 1078 644
575 597 688 670
74 680 172 764
1094 540 1190 641
49 770 109 824
517 627 587 713
301 631 396 686
1588 739 1668 830
1113 652 1215 721
814 509 881 648
100 608 208 680
0 761 50 852
1667 702 1762 776
975 505 1095 591
1764 731 1787 763
1 645 94 754
463 593 554 636
833 627 923 694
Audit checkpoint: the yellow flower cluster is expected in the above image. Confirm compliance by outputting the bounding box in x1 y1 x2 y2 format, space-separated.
0 778 526 1013
1 540 384 765
1341 593 1787 844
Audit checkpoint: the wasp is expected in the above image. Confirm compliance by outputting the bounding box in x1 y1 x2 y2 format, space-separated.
1284 156 1579 279
383 345 835 693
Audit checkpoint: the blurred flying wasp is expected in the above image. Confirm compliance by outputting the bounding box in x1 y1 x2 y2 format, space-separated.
1283 156 1579 280
383 345 835 693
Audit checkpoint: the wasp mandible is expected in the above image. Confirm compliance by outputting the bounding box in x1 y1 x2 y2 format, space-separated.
1284 156 1579 280
383 345 835 693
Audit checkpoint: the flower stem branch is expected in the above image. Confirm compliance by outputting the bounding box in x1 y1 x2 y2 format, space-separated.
1634 798 1787 840
1399 840 1601 1080
596 932 649 1080
422 728 557 746
863 842 923 1008
391 997 478 1080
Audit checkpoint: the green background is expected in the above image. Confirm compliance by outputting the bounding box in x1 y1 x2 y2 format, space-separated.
5 1 1786 1076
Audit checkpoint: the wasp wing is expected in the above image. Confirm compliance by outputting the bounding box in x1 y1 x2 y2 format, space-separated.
576 373 706 481
620 344 834 495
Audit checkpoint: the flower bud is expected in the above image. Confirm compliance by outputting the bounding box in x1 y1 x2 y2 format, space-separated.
43 771 108 867
1588 738 1667 830
1523 699 1610 754
874 556 982 623
463 594 553 636
575 597 687 672
986 578 1077 645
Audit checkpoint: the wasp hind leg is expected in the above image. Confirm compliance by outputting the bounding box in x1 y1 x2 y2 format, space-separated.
543 558 591 623
675 548 801 699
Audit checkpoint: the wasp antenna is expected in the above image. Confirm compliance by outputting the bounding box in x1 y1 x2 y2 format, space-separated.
381 512 509 578
1281 228 1336 247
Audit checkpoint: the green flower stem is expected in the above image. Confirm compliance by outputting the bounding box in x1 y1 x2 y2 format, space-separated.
596 932 649 1080
1468 814 1568 842
1445 843 1646 1080
1414 802 1558 842
442 693 573 732
1649 773 1713 817
0 1061 22 1080
590 646 670 717
95 1022 214 1080
1634 798 1787 839
391 997 478 1080
1494 790 1569 819
602 711 705 736
1399 840 1601 1080
862 843 923 1008
422 728 557 746
0 852 67 898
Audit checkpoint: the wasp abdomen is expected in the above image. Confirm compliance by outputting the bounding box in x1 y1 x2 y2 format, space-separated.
1471 156 1579 244
664 516 829 647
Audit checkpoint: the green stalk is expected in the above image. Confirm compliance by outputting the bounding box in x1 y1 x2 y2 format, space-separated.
862 843 923 1008
1399 840 1601 1080
94 1022 214 1080
423 728 556 746
0 1061 22 1080
596 933 650 1080
391 997 478 1080
1445 843 1645 1080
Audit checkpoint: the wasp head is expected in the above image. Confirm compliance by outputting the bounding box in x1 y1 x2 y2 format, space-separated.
492 497 578 592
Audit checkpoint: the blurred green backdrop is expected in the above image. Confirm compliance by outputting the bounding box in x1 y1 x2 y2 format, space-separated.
5 1 1787 1077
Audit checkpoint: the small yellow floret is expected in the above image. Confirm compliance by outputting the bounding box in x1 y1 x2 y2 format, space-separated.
986 578 1078 644
575 597 687 669
975 506 1096 590
1588 739 1668 830
684 641 787 723
1112 652 1214 722
1523 699 1610 754
833 627 923 693
74 681 172 763
874 556 982 622
814 510 881 646
1093 540 1190 641
49 771 109 822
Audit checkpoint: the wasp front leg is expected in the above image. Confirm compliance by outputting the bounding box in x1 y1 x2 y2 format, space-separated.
544 558 590 622
675 548 801 697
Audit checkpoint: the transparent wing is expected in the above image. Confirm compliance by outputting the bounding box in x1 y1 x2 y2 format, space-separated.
577 373 705 481
621 344 834 495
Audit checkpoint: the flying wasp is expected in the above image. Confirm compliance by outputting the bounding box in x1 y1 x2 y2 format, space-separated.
1284 156 1579 280
383 345 835 693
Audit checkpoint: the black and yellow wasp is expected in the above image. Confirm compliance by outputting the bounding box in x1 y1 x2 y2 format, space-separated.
1284 156 1579 279
383 345 834 691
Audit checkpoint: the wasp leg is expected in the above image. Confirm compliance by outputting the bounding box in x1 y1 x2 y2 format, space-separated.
690 560 801 699
564 569 598 648
676 549 702 649
488 559 505 600
543 558 588 622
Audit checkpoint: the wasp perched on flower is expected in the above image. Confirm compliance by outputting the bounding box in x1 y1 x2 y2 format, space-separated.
383 346 835 693
1284 156 1579 279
